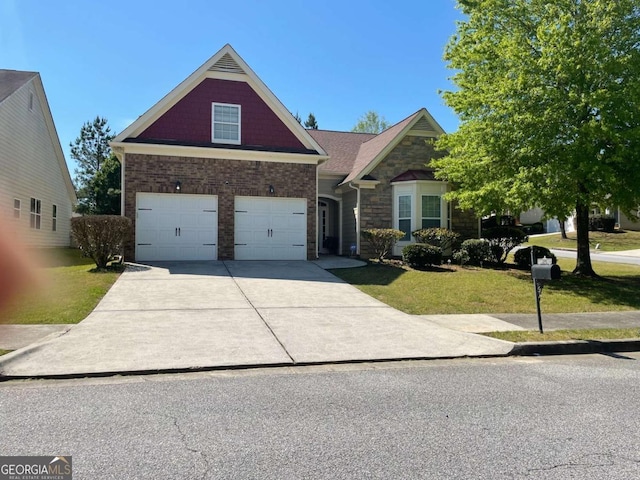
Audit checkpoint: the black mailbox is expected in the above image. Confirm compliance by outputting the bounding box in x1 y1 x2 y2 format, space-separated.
531 264 561 281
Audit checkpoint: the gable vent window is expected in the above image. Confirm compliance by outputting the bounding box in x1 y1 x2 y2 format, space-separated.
30 197 41 229
212 103 241 145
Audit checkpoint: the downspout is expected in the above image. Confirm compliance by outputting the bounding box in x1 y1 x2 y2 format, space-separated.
112 147 125 217
120 153 125 218
348 182 361 255
315 164 320 259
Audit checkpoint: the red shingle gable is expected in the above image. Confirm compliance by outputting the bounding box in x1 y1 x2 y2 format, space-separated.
137 78 306 151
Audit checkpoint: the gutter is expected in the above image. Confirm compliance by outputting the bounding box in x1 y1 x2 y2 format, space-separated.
348 182 361 255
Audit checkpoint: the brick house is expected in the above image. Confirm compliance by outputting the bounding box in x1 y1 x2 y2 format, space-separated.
112 44 477 262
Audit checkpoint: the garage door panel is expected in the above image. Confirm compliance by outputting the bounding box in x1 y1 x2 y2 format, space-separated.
234 196 306 260
136 193 217 261
271 245 305 259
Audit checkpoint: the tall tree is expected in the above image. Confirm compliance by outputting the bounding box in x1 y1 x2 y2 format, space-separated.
434 0 640 277
70 116 117 214
352 110 390 133
91 154 121 215
304 113 318 129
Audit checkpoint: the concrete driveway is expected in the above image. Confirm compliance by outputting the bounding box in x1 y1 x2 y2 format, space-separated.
0 261 513 378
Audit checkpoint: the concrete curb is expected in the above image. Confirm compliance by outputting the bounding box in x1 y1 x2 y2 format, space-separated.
3 338 640 382
509 338 640 356
0 353 513 382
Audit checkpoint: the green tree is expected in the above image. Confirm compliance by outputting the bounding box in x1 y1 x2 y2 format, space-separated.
70 116 116 214
434 0 640 277
304 113 318 129
352 110 390 133
91 154 121 215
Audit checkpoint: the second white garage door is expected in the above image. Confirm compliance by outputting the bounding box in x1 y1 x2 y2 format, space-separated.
235 196 307 260
136 193 218 261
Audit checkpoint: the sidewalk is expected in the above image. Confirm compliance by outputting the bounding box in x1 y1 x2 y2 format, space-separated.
424 311 640 333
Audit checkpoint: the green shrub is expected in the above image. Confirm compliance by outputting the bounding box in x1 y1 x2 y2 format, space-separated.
452 249 471 265
411 228 460 253
402 244 443 269
361 228 405 261
456 239 492 266
589 214 616 232
482 226 527 264
71 215 132 269
514 246 557 269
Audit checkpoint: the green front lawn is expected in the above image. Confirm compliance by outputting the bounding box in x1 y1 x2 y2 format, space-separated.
1 248 121 325
527 230 640 252
330 258 640 315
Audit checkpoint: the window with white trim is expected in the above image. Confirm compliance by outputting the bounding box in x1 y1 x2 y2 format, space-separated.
212 103 241 144
421 195 441 228
30 198 41 229
13 199 21 219
398 195 412 241
52 204 58 232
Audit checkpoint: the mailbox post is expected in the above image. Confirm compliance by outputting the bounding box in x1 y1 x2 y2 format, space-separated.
530 250 561 333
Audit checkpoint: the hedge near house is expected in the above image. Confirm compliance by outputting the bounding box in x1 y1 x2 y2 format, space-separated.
71 215 132 269
402 244 443 270
482 226 527 264
412 228 460 253
454 239 492 266
514 246 557 269
361 228 405 261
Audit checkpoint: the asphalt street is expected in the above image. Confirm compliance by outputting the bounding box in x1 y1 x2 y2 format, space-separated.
550 248 640 266
2 354 640 479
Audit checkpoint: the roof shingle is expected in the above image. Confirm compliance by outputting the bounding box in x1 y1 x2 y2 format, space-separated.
308 129 376 175
0 69 38 104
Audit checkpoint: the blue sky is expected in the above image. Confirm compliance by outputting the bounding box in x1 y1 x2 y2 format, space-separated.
1 0 463 175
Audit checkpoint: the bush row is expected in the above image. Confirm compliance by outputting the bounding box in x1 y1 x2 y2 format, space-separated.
362 226 545 269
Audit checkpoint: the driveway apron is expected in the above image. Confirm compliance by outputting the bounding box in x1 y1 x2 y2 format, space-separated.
0 261 513 377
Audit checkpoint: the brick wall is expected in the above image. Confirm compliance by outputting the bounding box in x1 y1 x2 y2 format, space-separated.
124 153 317 260
451 204 479 239
357 136 440 257
357 135 478 258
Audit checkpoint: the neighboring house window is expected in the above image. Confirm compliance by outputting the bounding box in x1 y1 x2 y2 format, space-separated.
29 92 34 111
52 204 57 232
421 195 441 228
13 199 21 219
212 103 241 144
30 198 41 229
398 195 412 241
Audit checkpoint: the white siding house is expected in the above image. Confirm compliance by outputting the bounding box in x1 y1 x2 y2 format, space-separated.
0 70 76 247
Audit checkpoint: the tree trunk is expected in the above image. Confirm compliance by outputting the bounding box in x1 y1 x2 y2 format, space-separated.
559 219 568 239
573 201 597 277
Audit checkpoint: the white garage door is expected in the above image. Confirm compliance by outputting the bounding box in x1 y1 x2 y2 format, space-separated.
136 193 218 261
235 196 307 260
